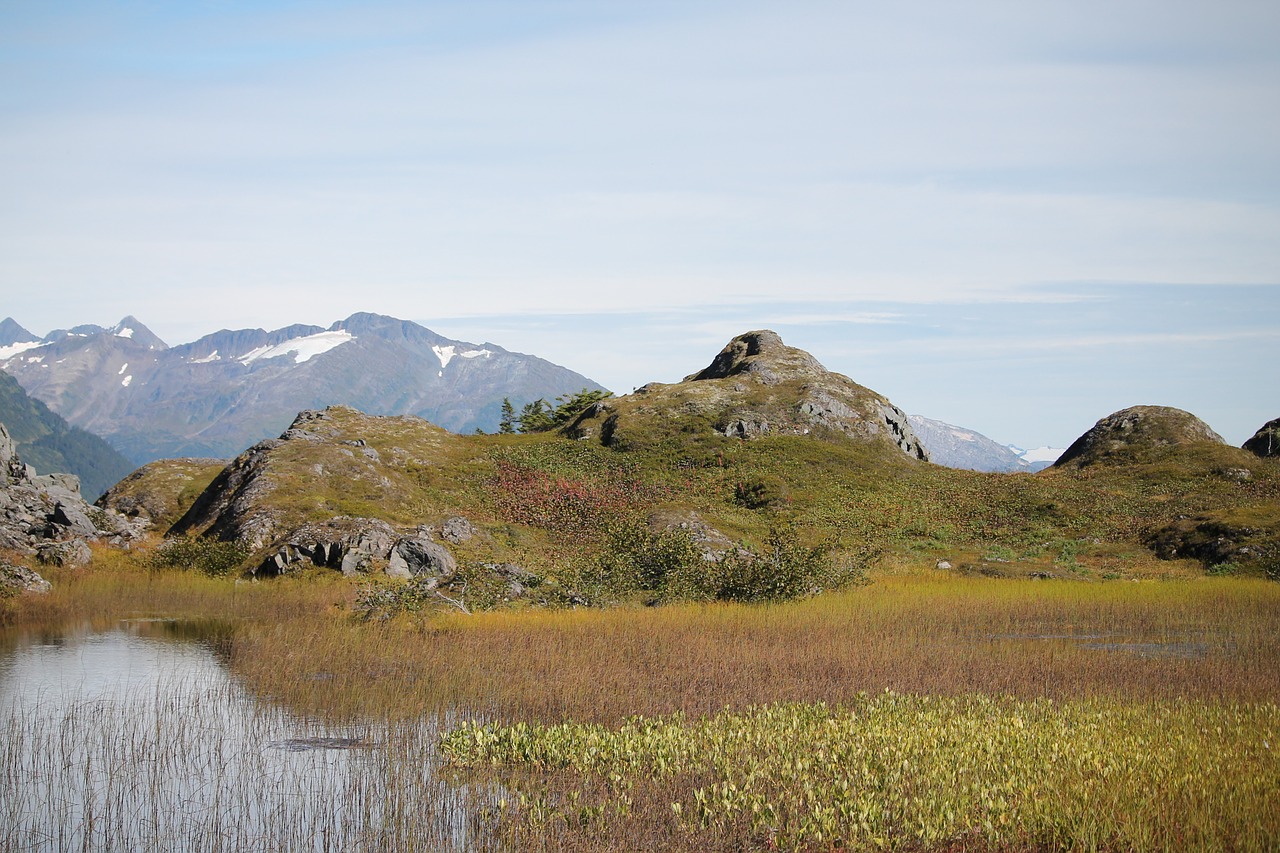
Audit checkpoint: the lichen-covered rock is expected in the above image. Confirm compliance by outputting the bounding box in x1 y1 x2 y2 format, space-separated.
1 562 51 595
387 535 457 581
36 539 93 568
1054 406 1225 468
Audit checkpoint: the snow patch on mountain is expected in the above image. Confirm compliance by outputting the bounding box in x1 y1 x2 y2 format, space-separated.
0 341 44 361
238 330 355 365
1015 446 1066 464
121 375 133 387
191 351 221 364
432 344 493 370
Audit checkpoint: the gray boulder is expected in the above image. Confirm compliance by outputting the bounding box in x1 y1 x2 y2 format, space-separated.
1 562 51 595
36 539 93 568
387 535 457 581
440 516 475 544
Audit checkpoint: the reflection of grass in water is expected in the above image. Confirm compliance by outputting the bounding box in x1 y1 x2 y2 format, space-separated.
0 673 494 851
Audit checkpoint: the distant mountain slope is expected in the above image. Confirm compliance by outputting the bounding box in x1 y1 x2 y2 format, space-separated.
0 369 135 499
2 312 606 465
907 415 1029 472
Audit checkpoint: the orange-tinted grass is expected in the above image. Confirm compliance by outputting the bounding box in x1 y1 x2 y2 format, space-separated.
228 573 1280 724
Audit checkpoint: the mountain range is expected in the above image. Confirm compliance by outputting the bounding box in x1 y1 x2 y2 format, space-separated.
1 313 604 465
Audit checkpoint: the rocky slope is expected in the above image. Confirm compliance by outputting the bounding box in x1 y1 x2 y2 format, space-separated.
907 415 1028 473
96 458 227 531
566 330 928 460
0 420 141 578
1053 406 1226 468
2 312 606 465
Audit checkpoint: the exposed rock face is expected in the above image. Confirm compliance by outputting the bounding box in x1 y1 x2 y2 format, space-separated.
1243 418 1280 458
1054 406 1226 468
168 437 286 552
387 534 458 580
570 330 928 461
0 420 142 563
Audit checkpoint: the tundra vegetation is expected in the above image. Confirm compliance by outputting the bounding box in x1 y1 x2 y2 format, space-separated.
3 342 1279 849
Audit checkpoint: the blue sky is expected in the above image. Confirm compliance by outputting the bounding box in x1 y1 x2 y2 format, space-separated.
1 1 1277 447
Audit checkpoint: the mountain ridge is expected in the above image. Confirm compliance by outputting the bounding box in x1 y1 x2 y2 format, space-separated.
2 312 606 465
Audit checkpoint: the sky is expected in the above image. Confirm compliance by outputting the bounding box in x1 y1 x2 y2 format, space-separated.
1 0 1277 448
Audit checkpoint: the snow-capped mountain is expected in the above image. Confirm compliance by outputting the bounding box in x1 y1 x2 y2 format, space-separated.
908 414 1061 473
1 313 606 464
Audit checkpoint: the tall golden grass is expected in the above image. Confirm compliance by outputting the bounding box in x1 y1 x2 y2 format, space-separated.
224 573 1280 724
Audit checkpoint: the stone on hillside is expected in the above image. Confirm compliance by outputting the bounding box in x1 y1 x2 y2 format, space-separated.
1054 406 1225 468
36 539 93 568
0 562 51 594
49 501 97 537
1243 418 1280 458
440 516 475 544
648 510 736 561
387 535 457 581
32 473 81 496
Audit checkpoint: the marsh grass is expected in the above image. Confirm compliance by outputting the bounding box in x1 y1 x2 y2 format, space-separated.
224 574 1280 727
0 666 495 851
7 548 1280 851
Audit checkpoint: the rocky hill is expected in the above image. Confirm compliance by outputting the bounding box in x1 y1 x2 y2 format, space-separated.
1244 418 1280 458
96 458 227 531
565 330 928 460
1 312 606 465
1053 406 1227 468
0 366 135 499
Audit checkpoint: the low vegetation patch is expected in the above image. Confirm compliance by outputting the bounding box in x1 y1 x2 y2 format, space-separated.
442 693 1279 852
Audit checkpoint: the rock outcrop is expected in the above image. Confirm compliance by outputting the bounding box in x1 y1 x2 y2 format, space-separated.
1054 406 1226 468
568 330 928 461
1243 418 1280 459
0 420 141 567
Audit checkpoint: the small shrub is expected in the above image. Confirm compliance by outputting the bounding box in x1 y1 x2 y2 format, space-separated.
151 537 248 577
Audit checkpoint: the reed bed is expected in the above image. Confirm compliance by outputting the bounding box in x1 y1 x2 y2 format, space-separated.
0 661 496 851
228 574 1280 723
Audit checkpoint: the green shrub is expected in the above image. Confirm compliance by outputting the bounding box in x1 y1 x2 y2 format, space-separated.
151 537 248 577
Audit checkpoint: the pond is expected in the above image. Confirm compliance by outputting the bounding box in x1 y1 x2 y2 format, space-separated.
0 619 496 851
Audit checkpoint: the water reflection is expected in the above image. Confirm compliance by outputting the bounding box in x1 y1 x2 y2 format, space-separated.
0 620 493 851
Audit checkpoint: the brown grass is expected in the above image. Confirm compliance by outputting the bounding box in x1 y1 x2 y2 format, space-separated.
224 573 1280 724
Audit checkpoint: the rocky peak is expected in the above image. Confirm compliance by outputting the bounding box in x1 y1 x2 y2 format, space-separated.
685 330 825 386
1243 418 1280 458
0 317 38 346
1054 405 1226 468
572 330 928 461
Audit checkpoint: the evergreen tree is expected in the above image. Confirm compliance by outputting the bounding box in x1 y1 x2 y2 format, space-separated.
498 398 517 434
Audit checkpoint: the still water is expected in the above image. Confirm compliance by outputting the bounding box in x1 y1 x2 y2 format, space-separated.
0 620 489 851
